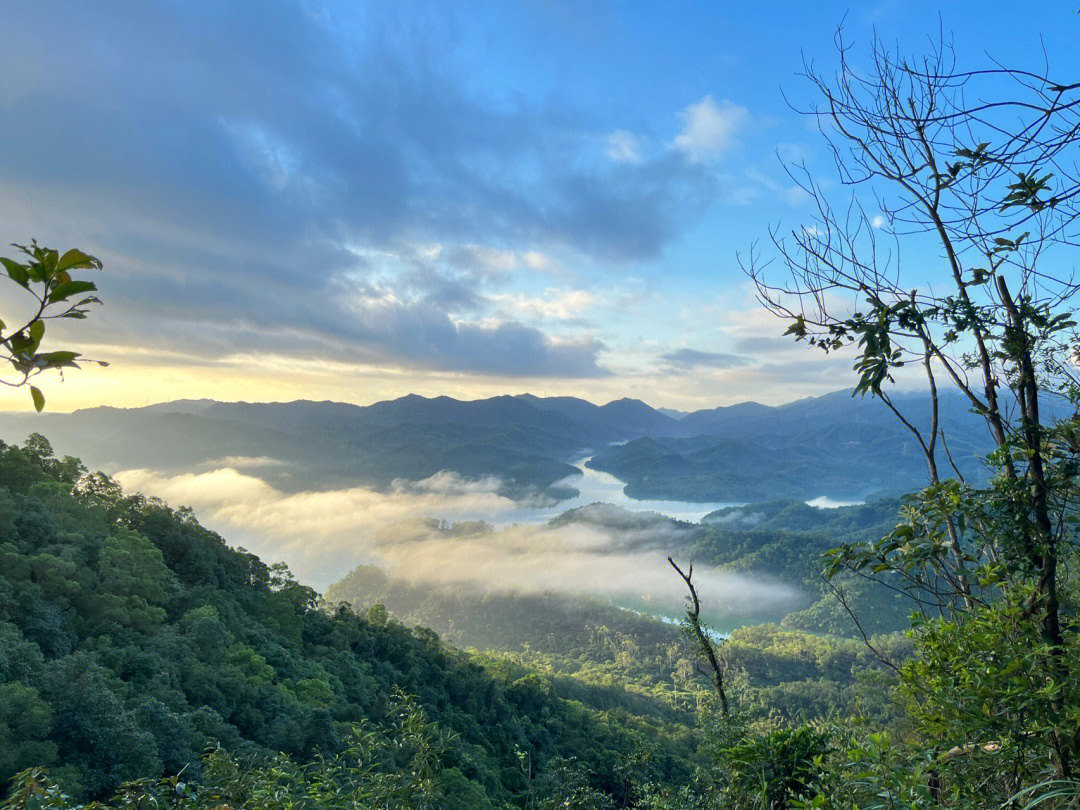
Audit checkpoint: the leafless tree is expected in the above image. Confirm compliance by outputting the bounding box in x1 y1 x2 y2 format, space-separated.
667 556 727 715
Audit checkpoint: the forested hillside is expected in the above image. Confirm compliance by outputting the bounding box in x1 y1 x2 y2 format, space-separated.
325 560 901 730
0 431 912 809
0 436 698 806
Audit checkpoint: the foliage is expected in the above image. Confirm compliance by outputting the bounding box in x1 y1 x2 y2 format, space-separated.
718 724 831 810
736 19 1080 809
0 435 694 806
0 695 455 810
0 242 105 411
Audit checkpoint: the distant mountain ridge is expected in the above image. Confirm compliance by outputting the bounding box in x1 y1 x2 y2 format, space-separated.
0 388 1011 503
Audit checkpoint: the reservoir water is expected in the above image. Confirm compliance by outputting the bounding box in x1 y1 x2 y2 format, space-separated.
482 457 862 526
522 458 744 523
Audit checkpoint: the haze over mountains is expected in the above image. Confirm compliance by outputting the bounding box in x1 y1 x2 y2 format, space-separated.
0 388 996 503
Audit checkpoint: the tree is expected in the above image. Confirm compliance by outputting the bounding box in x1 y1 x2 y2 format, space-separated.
743 28 1080 789
667 557 728 714
0 683 56 785
0 241 105 411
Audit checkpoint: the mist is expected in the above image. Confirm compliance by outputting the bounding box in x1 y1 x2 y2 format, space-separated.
115 463 803 617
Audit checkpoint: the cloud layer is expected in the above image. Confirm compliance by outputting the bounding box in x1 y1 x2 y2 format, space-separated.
115 463 800 616
0 1 751 391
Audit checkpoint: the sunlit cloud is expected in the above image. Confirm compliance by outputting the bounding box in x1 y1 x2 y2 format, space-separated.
490 289 596 321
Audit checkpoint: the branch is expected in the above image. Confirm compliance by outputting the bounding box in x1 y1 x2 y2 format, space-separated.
667 556 728 714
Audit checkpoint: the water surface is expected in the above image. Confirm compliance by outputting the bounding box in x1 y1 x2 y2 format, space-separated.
486 457 863 525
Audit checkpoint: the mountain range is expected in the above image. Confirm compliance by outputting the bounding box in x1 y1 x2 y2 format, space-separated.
0 388 1003 502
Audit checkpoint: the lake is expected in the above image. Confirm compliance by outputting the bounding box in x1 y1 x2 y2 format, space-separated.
484 457 863 526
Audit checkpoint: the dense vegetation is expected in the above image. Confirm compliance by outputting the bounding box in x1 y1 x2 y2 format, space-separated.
324 509 907 729
0 430 921 809
0 436 699 807
694 500 917 636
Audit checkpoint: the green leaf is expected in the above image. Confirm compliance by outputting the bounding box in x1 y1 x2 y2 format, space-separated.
784 314 808 340
55 248 101 272
0 257 29 287
30 386 44 412
37 350 80 368
48 279 97 303
29 320 44 347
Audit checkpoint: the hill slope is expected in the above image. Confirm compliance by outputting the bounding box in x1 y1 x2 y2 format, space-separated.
0 436 692 804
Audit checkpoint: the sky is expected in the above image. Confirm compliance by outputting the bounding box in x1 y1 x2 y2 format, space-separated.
1 0 1077 412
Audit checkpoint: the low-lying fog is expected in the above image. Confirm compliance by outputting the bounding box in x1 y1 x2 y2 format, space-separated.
115 457 811 619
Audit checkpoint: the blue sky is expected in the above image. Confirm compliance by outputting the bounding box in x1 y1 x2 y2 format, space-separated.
1 0 1076 410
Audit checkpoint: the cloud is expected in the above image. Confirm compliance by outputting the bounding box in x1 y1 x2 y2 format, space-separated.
114 464 802 614
201 456 287 470
547 151 720 259
522 251 555 271
607 129 644 164
374 521 798 614
673 95 751 163
660 347 752 371
704 507 766 528
445 244 521 276
776 142 810 163
222 120 313 196
733 335 795 355
327 294 609 376
0 1 728 386
114 465 525 585
442 244 558 279
491 288 595 321
72 248 610 377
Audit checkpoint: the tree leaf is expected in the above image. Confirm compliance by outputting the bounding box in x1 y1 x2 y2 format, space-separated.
55 248 101 272
30 386 44 412
0 257 29 287
37 350 80 368
48 279 97 303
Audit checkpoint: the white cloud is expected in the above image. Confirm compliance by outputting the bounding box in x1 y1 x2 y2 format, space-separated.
491 288 595 320
113 465 801 613
871 214 886 229
673 95 751 163
447 245 558 276
522 251 556 271
606 129 644 163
